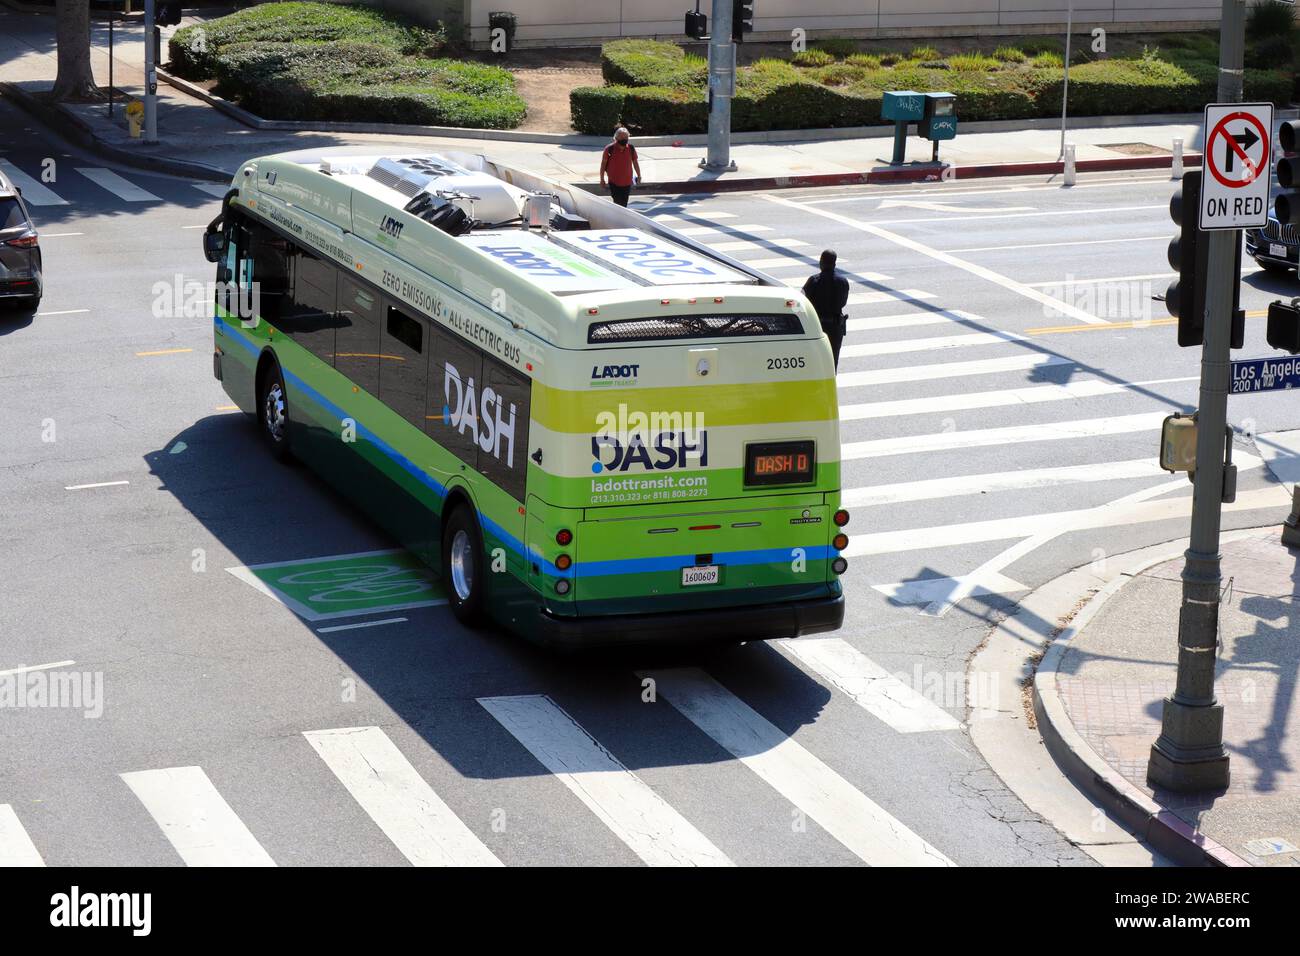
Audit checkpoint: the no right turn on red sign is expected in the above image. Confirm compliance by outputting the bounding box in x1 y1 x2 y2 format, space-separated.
1200 102 1273 230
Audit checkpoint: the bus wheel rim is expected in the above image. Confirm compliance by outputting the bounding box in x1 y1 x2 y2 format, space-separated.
264 382 286 442
450 529 473 601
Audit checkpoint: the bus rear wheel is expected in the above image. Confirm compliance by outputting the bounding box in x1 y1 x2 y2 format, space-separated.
442 503 485 627
258 361 293 463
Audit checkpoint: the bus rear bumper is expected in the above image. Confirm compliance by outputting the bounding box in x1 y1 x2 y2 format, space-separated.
534 593 844 650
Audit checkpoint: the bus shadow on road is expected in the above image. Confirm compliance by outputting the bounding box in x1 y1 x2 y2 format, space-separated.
144 416 835 778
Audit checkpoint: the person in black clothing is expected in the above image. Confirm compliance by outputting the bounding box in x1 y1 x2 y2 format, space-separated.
802 249 850 368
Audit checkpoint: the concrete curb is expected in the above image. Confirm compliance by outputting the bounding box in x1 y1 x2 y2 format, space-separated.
1030 530 1267 868
0 81 231 182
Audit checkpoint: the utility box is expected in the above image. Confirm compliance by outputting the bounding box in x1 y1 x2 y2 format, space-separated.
882 90 925 123
920 92 957 141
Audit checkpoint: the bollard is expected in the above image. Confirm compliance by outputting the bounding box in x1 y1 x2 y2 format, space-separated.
1172 138 1184 179
1284 485 1300 548
1063 143 1076 187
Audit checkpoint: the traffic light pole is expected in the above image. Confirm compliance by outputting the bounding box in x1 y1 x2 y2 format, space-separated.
1146 0 1244 793
143 0 158 144
702 0 736 171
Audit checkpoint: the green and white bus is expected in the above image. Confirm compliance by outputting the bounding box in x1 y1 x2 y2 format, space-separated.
205 148 847 647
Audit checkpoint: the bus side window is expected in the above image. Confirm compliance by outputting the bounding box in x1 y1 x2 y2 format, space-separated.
278 248 338 366
477 356 530 502
335 277 381 395
378 303 429 431
427 329 482 472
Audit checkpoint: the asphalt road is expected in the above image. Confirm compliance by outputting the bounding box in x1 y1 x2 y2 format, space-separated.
1 95 1295 867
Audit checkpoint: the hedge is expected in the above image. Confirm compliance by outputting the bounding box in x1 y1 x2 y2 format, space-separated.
576 38 1293 134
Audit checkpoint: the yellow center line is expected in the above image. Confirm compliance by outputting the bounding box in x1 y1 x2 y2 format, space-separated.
1028 310 1268 335
136 347 194 356
215 404 239 411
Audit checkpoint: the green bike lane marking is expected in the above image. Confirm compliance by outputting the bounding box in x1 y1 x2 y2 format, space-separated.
225 549 447 622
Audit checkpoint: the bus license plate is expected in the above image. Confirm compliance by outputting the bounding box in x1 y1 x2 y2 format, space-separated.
682 565 720 586
1271 243 1289 258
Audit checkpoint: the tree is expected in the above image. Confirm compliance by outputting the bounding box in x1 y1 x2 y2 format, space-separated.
53 0 99 102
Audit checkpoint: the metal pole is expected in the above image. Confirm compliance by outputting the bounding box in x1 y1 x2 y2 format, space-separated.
108 17 114 117
143 0 158 143
701 0 736 171
1058 0 1072 160
1146 0 1244 794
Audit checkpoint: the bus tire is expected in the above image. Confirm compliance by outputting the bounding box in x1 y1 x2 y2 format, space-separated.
257 360 293 463
442 503 485 627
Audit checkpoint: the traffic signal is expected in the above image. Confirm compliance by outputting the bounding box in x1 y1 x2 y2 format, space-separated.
1267 300 1300 353
156 2 183 27
685 10 707 39
1166 169 1241 347
1276 120 1300 225
732 1 754 43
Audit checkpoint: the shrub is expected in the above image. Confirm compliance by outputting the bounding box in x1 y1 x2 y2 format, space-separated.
992 46 1027 63
949 53 999 72
1032 51 1064 68
813 38 859 58
1246 35 1296 70
600 38 706 86
792 48 835 68
1247 0 1296 40
846 53 881 69
879 51 903 66
909 46 941 61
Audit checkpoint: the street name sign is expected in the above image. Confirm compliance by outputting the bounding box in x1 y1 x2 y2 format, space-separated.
1200 102 1273 230
1230 355 1300 394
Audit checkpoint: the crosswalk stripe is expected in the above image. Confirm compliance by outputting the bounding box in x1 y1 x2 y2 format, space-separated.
651 210 737 221
193 183 232 199
479 695 732 867
0 805 45 866
120 766 275 866
712 238 809 252
776 638 962 733
841 412 1166 461
847 311 972 333
841 329 1027 358
0 160 67 205
837 353 1072 388
641 668 955 866
846 289 935 306
75 167 160 202
841 457 1179 506
844 482 1280 558
838 375 1198 420
746 256 810 269
303 726 501 867
872 573 1028 607
674 224 773 236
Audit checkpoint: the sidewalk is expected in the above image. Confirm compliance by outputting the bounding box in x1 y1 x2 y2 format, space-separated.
1035 526 1300 866
0 7 1211 189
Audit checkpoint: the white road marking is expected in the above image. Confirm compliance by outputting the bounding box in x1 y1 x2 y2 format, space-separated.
837 375 1198 420
316 617 408 633
947 235 1167 254
641 668 955 866
64 480 129 490
878 198 1035 214
806 174 1173 203
872 573 1028 608
842 457 1197 507
37 309 90 316
841 412 1166 461
1024 272 1174 287
480 695 731 867
192 183 232 198
0 805 44 867
675 223 773 236
0 660 76 678
121 766 276 867
39 232 83 238
846 289 936 306
75 167 160 202
762 193 1135 324
0 160 67 205
837 352 1072 388
869 203 1167 226
711 238 809 252
652 210 737 221
776 638 962 733
841 329 1027 358
303 726 501 867
845 478 1279 560
746 256 810 269
847 310 974 332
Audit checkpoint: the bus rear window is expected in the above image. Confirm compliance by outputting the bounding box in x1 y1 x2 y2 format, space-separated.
587 313 804 344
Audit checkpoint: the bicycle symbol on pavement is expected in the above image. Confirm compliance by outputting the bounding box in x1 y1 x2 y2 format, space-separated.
226 549 447 621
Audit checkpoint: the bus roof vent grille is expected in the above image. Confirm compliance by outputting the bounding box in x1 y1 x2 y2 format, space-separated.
587 314 805 344
366 156 466 198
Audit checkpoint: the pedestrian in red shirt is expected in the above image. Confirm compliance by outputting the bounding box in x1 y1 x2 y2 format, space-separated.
600 127 641 207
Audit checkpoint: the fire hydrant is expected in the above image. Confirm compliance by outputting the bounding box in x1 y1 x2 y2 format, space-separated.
125 99 143 138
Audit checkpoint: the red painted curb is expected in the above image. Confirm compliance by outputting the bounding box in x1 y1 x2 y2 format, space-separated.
616 151 1204 194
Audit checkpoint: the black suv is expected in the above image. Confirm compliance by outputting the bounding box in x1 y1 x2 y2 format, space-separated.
1245 207 1299 275
0 169 43 310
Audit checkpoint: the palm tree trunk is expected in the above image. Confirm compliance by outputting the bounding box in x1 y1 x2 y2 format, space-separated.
52 0 99 102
